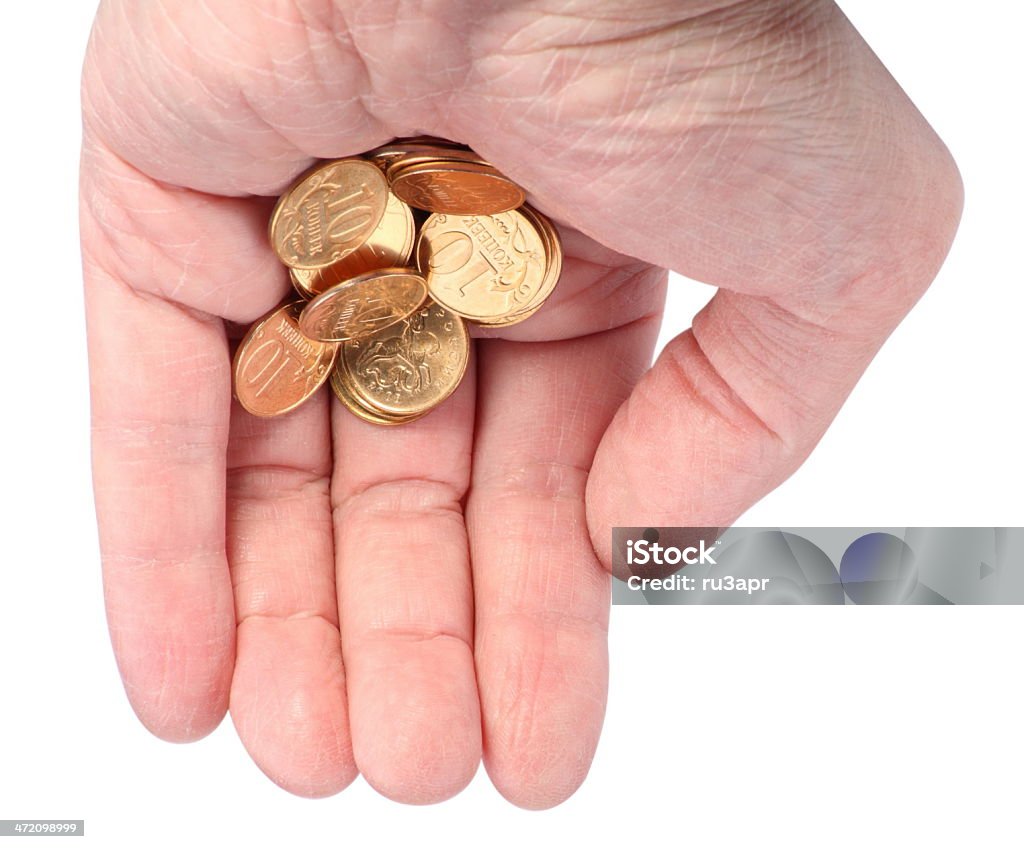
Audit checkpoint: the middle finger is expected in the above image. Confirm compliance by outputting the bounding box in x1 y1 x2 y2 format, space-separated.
331 359 479 804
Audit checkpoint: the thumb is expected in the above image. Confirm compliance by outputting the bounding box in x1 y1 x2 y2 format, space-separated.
444 0 962 552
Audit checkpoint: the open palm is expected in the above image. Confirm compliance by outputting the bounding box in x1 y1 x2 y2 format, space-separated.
80 0 961 807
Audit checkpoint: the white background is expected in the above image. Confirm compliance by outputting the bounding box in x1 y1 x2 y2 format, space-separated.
1 2 1021 847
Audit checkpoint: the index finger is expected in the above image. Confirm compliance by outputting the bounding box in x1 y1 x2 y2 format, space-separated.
79 0 387 739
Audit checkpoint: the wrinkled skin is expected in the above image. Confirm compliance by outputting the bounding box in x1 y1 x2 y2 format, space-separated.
79 0 962 808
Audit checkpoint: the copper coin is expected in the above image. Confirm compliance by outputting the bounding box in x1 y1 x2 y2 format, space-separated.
297 268 428 342
367 137 469 157
233 302 338 417
269 158 389 270
290 191 415 298
366 139 471 171
389 160 526 215
340 301 469 418
399 135 470 148
329 368 423 426
384 149 488 174
416 210 549 321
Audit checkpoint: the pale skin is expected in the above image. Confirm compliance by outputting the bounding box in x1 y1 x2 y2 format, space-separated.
80 0 962 808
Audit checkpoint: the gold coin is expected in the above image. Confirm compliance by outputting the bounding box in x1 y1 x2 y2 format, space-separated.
340 301 469 418
269 158 389 270
450 206 562 326
484 204 563 323
416 210 549 321
232 301 338 417
329 367 424 426
290 191 415 298
473 300 545 328
297 268 428 342
389 160 526 215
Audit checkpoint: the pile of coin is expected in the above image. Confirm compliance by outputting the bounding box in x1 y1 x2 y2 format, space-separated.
232 137 562 424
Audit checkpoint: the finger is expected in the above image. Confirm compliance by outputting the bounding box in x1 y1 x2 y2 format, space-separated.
80 126 298 741
80 0 392 743
331 369 479 804
83 215 235 742
446 1 963 546
590 293 888 558
467 310 663 809
226 392 355 798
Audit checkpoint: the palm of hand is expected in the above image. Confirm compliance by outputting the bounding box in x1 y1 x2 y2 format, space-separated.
80 0 961 806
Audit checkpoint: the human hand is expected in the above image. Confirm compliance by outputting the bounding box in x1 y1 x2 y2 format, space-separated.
80 0 961 807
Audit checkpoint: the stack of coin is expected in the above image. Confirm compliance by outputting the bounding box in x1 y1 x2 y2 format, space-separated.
232 139 562 423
